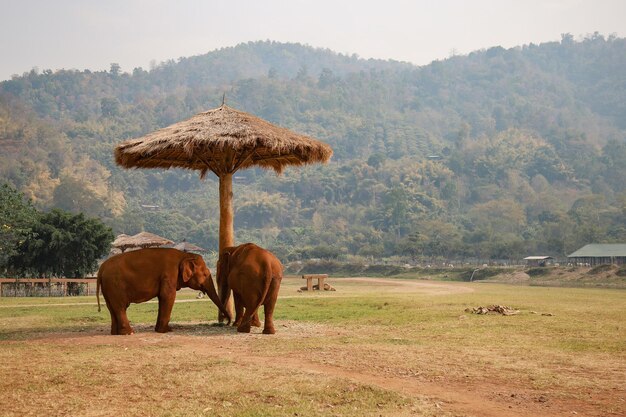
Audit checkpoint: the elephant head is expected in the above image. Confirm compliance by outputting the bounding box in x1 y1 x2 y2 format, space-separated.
180 255 231 324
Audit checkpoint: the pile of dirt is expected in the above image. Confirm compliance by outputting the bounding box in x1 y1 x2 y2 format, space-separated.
465 305 520 315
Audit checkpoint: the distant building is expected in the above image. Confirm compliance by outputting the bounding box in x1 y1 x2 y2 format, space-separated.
523 256 553 267
567 244 626 266
427 155 442 161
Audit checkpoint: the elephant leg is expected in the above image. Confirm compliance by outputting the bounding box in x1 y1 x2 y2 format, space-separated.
262 280 280 335
105 301 119 335
155 295 175 333
105 297 129 335
236 306 255 333
117 306 134 335
251 311 262 327
110 315 119 335
232 292 245 327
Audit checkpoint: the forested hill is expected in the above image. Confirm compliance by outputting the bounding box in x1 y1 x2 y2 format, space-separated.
1 35 625 262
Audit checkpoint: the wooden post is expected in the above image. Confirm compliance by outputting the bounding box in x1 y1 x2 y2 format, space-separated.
318 276 326 291
218 172 235 323
302 274 328 291
219 172 234 254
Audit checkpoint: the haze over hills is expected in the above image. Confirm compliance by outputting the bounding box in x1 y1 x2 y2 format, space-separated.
1 36 625 262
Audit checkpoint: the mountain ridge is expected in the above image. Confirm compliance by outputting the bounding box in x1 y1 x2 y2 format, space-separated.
1 35 624 260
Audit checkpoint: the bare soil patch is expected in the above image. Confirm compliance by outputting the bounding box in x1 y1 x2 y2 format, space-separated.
339 277 475 295
483 265 626 288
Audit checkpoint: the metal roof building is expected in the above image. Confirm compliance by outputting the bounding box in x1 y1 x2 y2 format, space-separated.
567 244 626 266
523 256 553 267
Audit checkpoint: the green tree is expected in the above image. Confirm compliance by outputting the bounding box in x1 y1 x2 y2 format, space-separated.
53 175 104 216
11 209 113 277
0 184 38 271
367 153 386 169
100 97 120 117
109 63 121 76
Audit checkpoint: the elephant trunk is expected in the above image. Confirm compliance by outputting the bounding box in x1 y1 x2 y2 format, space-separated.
203 276 231 325
218 279 230 315
216 260 231 313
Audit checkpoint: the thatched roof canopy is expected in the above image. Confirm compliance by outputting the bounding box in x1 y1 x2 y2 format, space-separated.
114 105 333 176
112 232 174 252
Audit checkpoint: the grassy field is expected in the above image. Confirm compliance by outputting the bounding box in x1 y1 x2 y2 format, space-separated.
0 277 624 416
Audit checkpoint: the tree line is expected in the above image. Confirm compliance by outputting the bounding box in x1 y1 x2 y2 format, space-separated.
0 35 625 264
0 184 113 277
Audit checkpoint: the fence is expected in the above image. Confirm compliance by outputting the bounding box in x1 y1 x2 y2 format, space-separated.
0 278 97 297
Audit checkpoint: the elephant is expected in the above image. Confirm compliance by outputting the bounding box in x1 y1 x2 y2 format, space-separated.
96 248 231 335
217 243 283 334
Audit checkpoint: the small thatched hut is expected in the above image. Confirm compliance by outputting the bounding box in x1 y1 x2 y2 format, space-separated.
112 232 174 253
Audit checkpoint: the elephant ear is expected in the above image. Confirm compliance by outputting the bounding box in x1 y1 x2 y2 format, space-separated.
179 258 195 283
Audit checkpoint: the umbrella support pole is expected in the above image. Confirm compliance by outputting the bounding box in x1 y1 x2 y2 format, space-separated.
218 173 235 323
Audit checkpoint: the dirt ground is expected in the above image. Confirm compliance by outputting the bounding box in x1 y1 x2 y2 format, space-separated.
2 278 624 417
482 264 626 288
30 328 614 417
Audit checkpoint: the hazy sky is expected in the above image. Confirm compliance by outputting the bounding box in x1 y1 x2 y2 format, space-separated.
1 0 624 81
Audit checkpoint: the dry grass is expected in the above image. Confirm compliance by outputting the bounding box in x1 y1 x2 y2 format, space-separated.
1 277 624 417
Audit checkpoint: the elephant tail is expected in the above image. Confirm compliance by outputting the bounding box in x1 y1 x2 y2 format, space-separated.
96 270 102 312
249 265 275 321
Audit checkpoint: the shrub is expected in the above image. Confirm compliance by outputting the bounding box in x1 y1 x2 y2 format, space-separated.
526 267 552 277
587 264 615 275
362 264 405 276
286 260 406 277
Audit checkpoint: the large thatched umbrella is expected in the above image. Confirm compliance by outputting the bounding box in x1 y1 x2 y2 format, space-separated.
114 104 333 320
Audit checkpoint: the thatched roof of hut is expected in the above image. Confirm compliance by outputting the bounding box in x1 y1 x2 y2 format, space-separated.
163 242 207 253
114 104 333 176
112 234 130 247
112 232 174 252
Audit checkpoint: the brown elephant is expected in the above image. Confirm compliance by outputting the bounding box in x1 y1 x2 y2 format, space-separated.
217 243 283 334
97 248 231 335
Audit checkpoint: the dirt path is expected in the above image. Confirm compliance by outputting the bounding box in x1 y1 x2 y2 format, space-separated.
30 328 598 417
340 277 475 295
